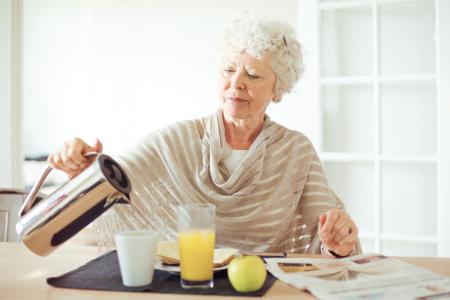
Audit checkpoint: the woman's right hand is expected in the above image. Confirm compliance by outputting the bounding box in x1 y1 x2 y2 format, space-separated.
47 138 103 179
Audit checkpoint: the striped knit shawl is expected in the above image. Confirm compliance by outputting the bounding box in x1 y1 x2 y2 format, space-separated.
93 110 356 254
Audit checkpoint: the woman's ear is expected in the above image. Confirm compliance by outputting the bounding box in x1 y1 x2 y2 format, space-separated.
271 87 278 102
272 89 282 102
272 82 285 103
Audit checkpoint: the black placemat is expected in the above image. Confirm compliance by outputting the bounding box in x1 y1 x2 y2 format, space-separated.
47 250 276 297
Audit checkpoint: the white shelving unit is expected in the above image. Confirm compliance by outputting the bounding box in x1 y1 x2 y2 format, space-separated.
298 0 450 256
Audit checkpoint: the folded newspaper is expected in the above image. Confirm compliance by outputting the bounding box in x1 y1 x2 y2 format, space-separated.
265 253 450 300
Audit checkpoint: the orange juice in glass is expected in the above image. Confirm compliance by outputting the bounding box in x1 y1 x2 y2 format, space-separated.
177 204 215 289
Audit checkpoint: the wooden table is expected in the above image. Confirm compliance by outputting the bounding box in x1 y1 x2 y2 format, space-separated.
1 242 450 299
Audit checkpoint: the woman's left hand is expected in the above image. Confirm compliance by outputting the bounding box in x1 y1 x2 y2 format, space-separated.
319 209 358 257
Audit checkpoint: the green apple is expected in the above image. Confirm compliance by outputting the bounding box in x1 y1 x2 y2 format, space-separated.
227 255 267 293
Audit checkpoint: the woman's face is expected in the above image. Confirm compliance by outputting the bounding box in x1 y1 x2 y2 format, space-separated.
219 51 276 121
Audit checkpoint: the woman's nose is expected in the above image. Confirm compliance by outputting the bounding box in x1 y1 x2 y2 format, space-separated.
230 71 246 90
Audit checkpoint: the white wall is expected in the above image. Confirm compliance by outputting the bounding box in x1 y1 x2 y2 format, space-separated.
0 0 22 189
22 0 310 159
0 0 13 187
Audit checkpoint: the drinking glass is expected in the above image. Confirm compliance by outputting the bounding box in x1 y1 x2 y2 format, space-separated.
115 230 159 287
177 203 215 289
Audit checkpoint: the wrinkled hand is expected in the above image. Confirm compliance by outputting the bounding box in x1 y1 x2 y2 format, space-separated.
319 209 358 257
47 138 103 179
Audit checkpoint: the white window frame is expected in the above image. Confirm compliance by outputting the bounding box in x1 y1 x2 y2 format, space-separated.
436 0 450 257
298 0 450 257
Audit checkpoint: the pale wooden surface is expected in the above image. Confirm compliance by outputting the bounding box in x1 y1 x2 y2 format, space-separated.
1 242 450 300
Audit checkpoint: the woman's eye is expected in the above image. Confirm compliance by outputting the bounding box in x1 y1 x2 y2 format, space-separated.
248 74 260 79
223 69 234 74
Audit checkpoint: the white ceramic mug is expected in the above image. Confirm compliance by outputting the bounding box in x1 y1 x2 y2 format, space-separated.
115 230 159 287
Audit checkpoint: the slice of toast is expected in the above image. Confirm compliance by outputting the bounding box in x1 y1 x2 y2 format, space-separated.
157 240 238 268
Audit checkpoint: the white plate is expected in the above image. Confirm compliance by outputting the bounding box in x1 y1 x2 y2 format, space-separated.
154 260 228 273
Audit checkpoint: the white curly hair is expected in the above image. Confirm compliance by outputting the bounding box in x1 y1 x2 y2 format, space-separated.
221 13 304 102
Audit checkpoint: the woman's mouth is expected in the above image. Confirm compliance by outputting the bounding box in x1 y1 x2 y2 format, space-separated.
228 97 248 103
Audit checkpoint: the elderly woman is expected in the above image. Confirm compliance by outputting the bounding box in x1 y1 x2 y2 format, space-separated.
49 15 361 257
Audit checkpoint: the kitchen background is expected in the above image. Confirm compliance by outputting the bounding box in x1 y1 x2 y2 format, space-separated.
1 0 449 257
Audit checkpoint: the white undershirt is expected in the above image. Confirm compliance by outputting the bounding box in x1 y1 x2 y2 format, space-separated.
223 149 248 172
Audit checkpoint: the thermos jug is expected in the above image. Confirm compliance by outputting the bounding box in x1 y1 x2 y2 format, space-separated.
16 152 131 256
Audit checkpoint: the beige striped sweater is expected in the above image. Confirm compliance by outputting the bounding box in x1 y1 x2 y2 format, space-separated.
92 110 362 254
